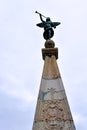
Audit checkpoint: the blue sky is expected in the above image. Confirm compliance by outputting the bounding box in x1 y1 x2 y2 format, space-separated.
0 0 87 130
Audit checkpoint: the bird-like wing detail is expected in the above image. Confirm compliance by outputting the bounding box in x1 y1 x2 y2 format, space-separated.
36 23 45 28
52 22 61 28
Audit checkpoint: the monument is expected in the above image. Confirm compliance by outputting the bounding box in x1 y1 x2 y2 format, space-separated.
32 12 76 130
35 11 60 40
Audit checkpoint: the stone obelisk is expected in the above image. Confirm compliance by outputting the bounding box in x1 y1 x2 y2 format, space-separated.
32 12 76 130
32 39 76 130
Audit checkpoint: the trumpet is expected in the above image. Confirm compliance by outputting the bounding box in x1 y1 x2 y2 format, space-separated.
35 11 47 18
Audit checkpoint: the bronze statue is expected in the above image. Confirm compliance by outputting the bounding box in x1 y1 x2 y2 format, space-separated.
35 11 61 40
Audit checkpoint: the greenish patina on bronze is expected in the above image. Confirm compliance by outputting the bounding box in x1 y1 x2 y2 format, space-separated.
35 11 61 40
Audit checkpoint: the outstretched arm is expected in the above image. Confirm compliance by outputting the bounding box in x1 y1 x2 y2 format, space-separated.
35 11 46 23
40 14 44 22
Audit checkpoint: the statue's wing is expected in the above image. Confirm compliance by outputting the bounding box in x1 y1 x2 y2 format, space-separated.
36 23 45 28
52 22 61 27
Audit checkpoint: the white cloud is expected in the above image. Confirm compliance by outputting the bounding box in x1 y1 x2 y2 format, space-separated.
73 112 87 130
0 71 36 103
73 113 86 124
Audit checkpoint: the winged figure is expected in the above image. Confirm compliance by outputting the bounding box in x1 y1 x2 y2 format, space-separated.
35 11 61 40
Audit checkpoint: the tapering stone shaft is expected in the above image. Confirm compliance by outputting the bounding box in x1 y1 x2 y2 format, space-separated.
32 40 76 130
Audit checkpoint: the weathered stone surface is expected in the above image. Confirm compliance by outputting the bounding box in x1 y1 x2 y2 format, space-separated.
32 43 76 130
42 56 61 79
40 78 64 92
34 99 73 122
33 120 76 130
42 48 58 60
42 40 58 60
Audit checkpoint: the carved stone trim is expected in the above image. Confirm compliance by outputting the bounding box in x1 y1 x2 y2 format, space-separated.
42 48 58 60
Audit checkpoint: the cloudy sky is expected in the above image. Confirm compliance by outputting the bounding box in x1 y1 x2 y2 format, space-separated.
0 0 87 130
